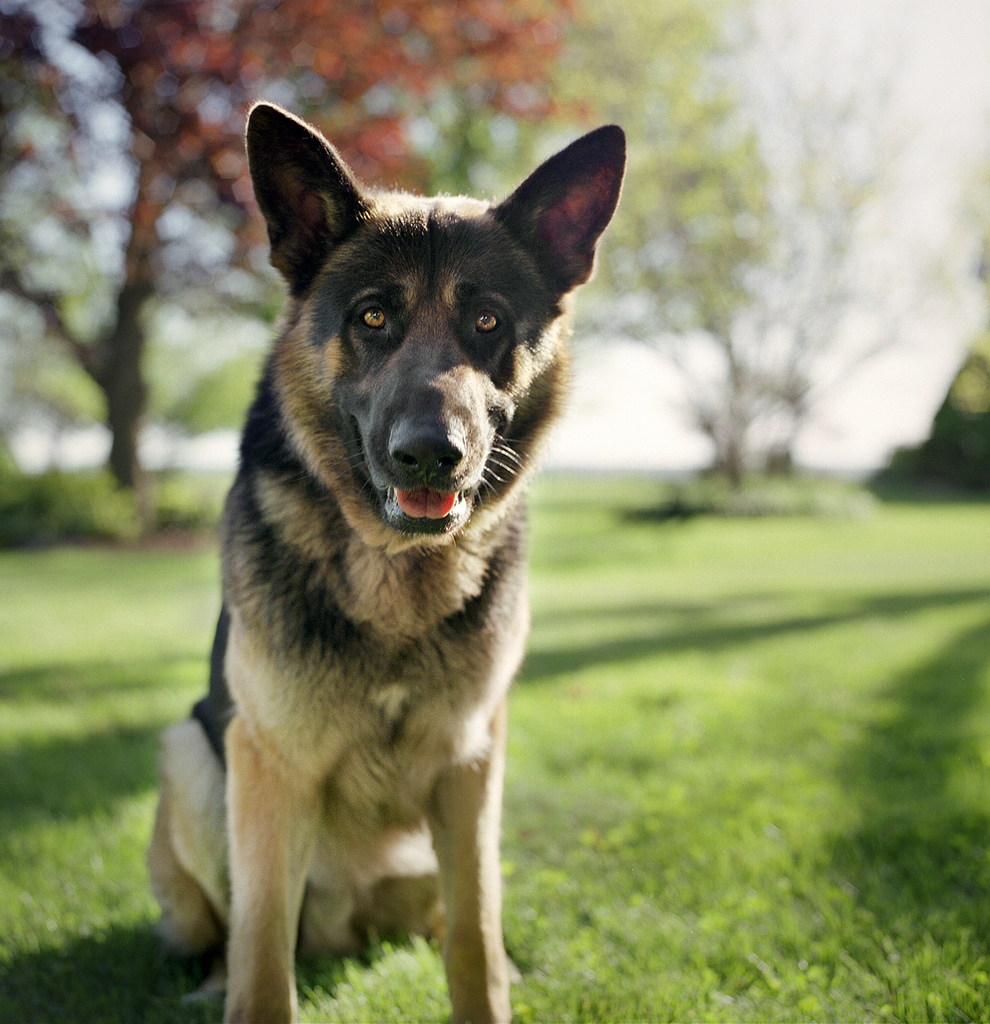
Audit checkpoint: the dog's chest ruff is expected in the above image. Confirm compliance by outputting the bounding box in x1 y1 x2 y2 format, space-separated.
223 516 525 804
226 614 510 835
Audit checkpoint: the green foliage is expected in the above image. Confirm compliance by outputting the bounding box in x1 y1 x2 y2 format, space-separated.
164 353 262 436
3 477 990 1022
0 466 141 547
913 333 990 489
0 468 226 547
2 331 107 431
144 302 272 436
151 473 228 534
555 0 769 333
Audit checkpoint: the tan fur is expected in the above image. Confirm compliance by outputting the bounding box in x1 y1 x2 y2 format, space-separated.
429 701 511 1024
148 721 228 953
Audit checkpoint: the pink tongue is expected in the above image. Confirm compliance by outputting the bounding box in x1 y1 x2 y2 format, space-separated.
394 488 457 519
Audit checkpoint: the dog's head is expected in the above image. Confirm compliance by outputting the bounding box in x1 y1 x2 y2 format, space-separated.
246 103 625 549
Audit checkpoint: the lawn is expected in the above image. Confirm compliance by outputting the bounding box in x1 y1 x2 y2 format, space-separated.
1 476 989 1023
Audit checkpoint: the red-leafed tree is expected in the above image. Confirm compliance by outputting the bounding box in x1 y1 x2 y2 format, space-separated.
0 0 572 507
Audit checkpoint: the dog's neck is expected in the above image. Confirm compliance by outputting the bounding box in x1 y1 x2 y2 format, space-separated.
335 532 494 638
243 466 521 641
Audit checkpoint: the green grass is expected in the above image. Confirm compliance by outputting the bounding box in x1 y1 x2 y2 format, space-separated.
2 476 990 1022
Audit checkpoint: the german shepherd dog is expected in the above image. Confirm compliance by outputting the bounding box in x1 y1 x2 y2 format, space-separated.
148 102 624 1024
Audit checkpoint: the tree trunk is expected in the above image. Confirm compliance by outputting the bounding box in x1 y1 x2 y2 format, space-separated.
104 279 151 493
763 443 795 477
97 150 159 522
713 438 745 489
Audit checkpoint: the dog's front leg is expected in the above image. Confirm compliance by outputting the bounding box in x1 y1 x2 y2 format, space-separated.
224 714 318 1024
429 699 511 1024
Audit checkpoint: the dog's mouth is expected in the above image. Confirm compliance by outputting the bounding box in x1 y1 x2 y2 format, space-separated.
393 488 459 520
345 415 482 537
381 487 472 536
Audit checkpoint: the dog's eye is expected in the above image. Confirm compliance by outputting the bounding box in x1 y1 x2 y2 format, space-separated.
362 308 386 329
476 312 499 333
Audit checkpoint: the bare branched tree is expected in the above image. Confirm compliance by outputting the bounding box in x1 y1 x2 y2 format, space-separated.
725 8 917 474
569 0 924 482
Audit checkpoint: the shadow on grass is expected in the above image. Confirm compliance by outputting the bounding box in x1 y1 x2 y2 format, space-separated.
0 685 395 1022
0 925 223 1024
521 587 990 685
0 651 207 827
0 655 200 702
0 725 163 829
831 612 990 963
0 923 384 1024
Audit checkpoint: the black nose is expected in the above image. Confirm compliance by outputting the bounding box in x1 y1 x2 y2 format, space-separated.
388 420 464 483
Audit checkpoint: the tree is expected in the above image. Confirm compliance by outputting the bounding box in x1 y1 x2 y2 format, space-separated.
909 332 990 488
0 0 572 510
550 0 773 484
892 166 990 489
720 4 917 476
555 0 921 483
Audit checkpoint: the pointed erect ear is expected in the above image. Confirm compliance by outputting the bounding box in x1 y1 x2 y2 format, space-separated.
494 125 626 295
245 102 368 295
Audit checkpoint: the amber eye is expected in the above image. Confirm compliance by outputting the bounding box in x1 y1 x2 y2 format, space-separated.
362 308 386 329
476 312 499 333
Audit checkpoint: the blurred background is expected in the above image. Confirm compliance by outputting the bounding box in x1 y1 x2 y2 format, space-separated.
1 0 988 540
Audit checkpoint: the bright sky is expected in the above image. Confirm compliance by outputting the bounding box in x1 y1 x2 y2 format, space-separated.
547 0 990 473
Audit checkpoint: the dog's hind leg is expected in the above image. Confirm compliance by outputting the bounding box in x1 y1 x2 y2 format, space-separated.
148 719 229 956
299 824 443 956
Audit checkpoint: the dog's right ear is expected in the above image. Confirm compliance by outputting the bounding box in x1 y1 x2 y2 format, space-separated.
246 103 368 296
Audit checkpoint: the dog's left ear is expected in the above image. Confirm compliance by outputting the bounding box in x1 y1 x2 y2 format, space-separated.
494 125 626 295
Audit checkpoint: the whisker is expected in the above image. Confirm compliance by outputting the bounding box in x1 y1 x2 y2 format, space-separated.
491 441 526 470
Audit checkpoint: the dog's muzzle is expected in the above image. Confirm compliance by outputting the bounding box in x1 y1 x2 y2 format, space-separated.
371 416 479 535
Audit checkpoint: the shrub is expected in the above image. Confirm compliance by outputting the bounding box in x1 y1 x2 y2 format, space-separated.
881 335 990 491
151 472 226 533
634 474 877 521
0 467 141 547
